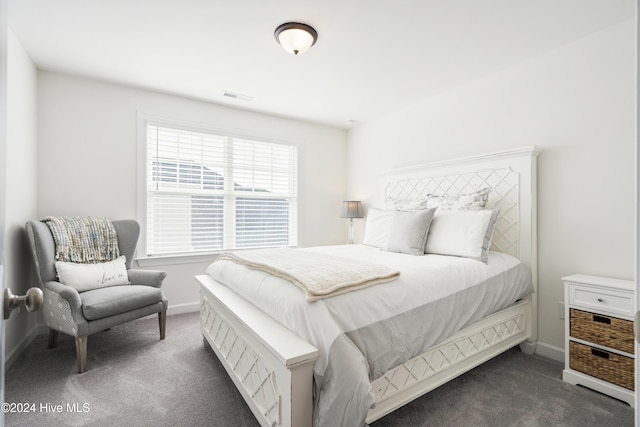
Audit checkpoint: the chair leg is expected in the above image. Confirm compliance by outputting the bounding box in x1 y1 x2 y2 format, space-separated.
48 329 58 349
158 309 166 340
75 336 88 374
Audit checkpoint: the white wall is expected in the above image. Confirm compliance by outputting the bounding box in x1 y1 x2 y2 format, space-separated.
5 30 39 365
37 72 348 312
346 18 636 355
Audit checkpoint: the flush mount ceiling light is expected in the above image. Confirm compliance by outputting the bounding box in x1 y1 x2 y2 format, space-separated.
274 22 318 55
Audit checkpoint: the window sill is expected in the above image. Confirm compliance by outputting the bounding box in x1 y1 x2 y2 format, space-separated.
135 244 299 268
135 252 220 268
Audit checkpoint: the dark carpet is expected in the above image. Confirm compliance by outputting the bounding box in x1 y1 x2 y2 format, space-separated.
5 312 633 426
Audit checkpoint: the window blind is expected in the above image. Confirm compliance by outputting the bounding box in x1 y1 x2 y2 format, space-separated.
145 124 298 256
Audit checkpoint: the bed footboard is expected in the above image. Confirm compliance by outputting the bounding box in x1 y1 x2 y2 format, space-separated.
197 274 318 427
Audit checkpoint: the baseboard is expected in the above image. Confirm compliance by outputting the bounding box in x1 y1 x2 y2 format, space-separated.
167 301 200 315
534 341 564 363
139 301 200 320
5 323 48 372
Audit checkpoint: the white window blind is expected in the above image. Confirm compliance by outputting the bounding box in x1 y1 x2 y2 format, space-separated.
145 123 298 256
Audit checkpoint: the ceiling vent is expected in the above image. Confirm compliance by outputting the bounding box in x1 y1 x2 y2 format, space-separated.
222 90 253 101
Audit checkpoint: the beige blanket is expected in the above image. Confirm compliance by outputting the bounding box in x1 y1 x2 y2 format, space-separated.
216 248 400 301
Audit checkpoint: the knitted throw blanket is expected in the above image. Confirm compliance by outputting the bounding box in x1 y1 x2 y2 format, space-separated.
42 216 120 263
217 248 400 302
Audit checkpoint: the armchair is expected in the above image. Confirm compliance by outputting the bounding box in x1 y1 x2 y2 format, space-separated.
26 219 168 373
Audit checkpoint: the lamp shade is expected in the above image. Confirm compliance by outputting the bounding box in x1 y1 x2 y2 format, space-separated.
275 22 318 55
340 201 364 219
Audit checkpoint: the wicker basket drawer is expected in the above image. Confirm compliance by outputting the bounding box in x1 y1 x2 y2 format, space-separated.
570 309 634 354
569 341 634 390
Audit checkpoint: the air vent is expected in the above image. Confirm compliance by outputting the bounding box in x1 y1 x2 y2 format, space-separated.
222 90 253 101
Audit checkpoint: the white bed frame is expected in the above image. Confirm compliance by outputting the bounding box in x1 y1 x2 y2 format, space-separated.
196 146 541 426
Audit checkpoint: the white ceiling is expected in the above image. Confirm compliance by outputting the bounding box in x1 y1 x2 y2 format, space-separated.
7 0 635 129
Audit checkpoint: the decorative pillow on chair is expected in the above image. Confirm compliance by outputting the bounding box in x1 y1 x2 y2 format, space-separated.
55 255 130 292
425 187 490 211
385 208 436 256
425 209 499 263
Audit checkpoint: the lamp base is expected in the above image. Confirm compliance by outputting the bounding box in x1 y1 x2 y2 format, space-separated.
348 218 354 244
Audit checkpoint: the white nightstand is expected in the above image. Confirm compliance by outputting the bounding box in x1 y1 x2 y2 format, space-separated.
562 274 635 407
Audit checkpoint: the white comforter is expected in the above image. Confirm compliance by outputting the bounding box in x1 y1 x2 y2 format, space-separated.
206 244 533 426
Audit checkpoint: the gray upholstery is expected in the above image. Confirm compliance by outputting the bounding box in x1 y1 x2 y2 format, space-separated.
81 285 164 321
26 219 168 373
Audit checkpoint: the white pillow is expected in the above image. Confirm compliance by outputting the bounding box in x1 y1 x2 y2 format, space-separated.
385 208 436 256
425 209 499 263
362 208 394 248
55 255 130 292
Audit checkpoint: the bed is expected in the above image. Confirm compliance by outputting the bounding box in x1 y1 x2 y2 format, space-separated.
195 146 541 426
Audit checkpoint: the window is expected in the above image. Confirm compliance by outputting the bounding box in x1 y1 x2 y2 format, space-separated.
142 121 298 257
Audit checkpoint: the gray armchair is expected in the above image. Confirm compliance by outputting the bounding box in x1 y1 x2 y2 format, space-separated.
26 219 168 373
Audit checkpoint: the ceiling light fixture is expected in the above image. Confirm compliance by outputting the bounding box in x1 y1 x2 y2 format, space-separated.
274 22 318 55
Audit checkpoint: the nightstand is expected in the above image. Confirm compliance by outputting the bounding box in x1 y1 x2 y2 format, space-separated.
562 274 635 407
